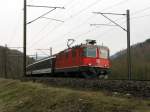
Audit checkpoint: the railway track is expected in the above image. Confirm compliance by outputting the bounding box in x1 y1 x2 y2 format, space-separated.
21 76 150 98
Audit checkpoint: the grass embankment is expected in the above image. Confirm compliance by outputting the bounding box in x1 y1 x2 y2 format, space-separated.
0 78 150 112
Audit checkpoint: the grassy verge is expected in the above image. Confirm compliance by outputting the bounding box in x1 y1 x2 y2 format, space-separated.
0 78 150 112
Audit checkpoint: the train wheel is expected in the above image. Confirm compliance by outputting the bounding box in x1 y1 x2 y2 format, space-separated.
98 75 104 79
104 75 108 79
98 75 108 79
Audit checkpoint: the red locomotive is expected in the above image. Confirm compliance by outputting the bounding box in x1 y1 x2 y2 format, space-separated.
26 40 111 78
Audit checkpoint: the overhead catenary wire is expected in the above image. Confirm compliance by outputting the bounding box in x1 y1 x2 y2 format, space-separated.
28 22 64 49
32 0 129 48
36 49 50 56
64 0 103 20
85 12 150 42
66 5 150 43
95 12 127 31
29 0 128 48
54 8 144 48
28 0 77 42
27 5 65 9
28 0 104 48
24 2 65 71
52 16 127 47
91 14 150 42
93 7 150 36
26 0 150 58
47 14 128 48
131 13 150 20
27 19 63 49
30 0 102 39
41 17 64 23
90 5 150 29
49 1 129 46
131 6 150 15
63 0 128 32
63 0 77 8
55 0 128 37
26 4 65 50
28 0 150 54
6 0 150 58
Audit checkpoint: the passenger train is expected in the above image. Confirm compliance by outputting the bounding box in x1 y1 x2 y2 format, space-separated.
26 40 111 78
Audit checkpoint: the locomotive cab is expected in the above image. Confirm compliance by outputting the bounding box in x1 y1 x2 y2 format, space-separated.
80 41 110 78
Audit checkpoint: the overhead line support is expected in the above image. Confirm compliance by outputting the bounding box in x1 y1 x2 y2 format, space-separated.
93 12 126 16
4 44 7 78
92 10 131 80
23 1 65 77
93 12 127 31
90 24 117 27
27 8 56 25
27 6 65 25
27 5 65 9
23 0 27 77
126 10 131 80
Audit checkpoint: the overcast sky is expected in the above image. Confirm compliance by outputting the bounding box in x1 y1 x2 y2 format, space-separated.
0 0 150 56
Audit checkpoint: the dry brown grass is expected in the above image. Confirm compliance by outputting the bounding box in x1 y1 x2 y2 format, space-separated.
0 78 150 112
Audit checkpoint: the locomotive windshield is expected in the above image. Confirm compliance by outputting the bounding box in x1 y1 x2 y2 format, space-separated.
84 47 97 57
99 48 108 59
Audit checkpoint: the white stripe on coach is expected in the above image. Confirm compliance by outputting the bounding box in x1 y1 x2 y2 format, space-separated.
32 68 52 74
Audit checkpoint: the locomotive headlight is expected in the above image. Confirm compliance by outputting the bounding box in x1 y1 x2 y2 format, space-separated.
88 63 92 66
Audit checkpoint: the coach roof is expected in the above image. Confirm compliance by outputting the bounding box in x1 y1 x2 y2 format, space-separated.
26 55 56 68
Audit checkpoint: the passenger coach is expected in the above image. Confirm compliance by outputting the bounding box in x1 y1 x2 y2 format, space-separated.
26 56 55 76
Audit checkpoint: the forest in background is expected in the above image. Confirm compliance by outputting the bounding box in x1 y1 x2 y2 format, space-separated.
0 46 34 78
110 39 150 80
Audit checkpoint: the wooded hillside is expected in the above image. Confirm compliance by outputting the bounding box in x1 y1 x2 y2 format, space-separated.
110 39 150 80
0 46 34 78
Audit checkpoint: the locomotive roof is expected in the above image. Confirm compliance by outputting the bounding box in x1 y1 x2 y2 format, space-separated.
59 44 109 54
80 44 108 49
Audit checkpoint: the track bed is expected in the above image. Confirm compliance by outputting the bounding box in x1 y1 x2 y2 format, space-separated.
21 76 150 98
